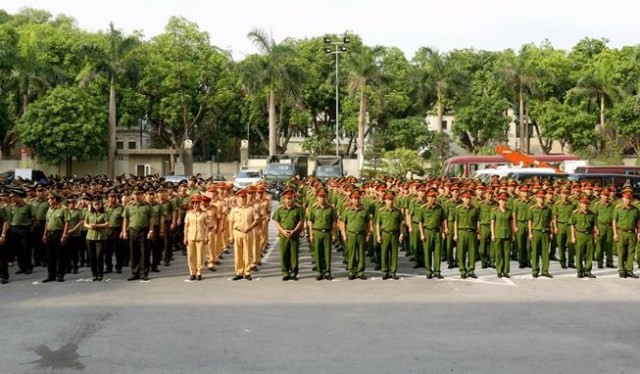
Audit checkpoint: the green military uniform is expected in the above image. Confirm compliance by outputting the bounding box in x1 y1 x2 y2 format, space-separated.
491 206 513 277
477 199 497 268
444 197 460 268
593 200 615 268
513 197 531 267
308 203 336 279
455 204 479 278
8 202 34 273
376 204 404 278
553 199 576 268
342 204 370 278
31 198 49 266
44 205 66 281
527 204 553 277
613 203 640 277
420 202 446 278
407 196 425 266
122 201 154 278
105 203 125 272
272 203 304 279
569 207 596 277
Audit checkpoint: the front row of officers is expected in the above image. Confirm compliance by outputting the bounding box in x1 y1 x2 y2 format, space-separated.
276 183 640 281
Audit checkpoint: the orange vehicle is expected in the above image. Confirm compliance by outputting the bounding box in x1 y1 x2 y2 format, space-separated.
443 154 579 178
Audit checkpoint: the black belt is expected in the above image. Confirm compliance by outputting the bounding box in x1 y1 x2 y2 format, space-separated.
517 220 527 223
129 227 147 231
532 229 549 233
423 228 440 232
381 230 399 234
557 221 568 224
480 223 490 226
576 230 592 234
459 228 476 232
47 229 63 233
412 221 420 224
313 228 331 232
348 230 366 234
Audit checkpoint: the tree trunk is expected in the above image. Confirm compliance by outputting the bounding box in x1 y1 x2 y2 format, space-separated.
518 87 525 153
357 84 366 169
107 74 117 179
436 87 443 132
599 94 605 132
66 156 72 177
22 93 29 116
268 88 277 156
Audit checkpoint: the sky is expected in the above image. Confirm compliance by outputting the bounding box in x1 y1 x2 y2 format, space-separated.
2 0 639 60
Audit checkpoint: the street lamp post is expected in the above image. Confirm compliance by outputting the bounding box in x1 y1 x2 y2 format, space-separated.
324 36 349 156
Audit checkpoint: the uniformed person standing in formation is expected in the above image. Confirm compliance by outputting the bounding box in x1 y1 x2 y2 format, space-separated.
569 195 597 278
528 190 553 278
0 194 7 284
477 187 496 268
31 185 49 267
593 188 615 268
3 190 33 275
307 188 337 281
513 185 531 269
419 187 446 279
105 191 125 274
41 192 66 283
612 189 640 278
376 190 404 280
491 192 514 278
272 189 305 281
552 187 576 269
121 187 155 281
341 190 371 280
454 190 479 279
183 195 209 281
85 195 109 282
228 189 258 281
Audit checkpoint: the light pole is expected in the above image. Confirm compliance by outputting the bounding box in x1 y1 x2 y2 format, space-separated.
324 36 349 156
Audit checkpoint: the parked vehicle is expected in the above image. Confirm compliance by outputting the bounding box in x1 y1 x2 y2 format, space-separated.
567 173 640 196
162 175 189 184
505 169 568 182
573 165 640 175
233 169 262 190
1 168 48 184
443 154 579 178
264 163 295 183
314 156 343 181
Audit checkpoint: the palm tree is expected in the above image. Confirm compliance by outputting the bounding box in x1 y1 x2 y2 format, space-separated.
413 47 468 137
567 53 620 137
497 48 536 153
346 45 383 168
246 28 303 156
77 22 138 179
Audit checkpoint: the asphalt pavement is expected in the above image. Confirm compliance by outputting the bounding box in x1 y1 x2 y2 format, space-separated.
1 204 639 373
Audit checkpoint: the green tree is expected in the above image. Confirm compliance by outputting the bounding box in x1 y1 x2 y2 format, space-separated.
77 22 140 178
413 47 464 133
382 148 422 178
346 45 384 168
379 116 432 151
16 85 107 175
530 98 597 153
453 94 510 152
246 28 304 156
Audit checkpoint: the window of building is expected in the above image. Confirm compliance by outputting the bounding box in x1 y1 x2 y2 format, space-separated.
442 120 448 130
128 141 136 149
116 141 124 150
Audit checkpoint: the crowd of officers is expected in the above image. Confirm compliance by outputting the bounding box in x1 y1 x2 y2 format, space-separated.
2 173 640 285
281 174 640 281
0 175 272 284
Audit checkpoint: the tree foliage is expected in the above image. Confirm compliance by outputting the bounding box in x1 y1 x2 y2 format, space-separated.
17 85 107 167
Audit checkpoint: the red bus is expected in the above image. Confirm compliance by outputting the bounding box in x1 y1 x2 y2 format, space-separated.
443 154 580 178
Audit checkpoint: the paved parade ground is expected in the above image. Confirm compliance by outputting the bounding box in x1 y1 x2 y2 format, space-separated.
2 208 640 374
